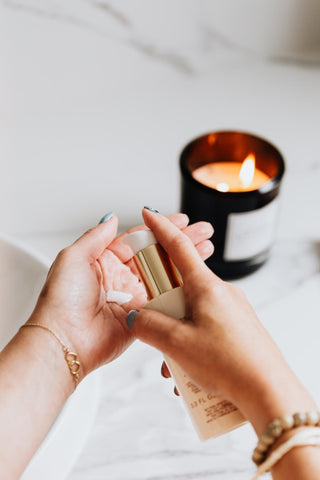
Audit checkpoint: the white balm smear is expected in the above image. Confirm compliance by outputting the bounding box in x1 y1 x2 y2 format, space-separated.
106 290 133 305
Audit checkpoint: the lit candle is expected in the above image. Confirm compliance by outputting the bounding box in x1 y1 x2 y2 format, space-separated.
192 154 271 192
180 131 285 279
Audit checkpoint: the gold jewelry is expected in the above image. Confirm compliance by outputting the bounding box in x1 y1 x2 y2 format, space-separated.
252 411 320 465
20 323 81 389
252 427 320 479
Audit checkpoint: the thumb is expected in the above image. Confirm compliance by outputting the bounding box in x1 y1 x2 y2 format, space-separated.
71 214 118 261
126 309 188 357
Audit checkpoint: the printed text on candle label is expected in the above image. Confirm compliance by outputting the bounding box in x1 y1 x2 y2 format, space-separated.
224 199 279 261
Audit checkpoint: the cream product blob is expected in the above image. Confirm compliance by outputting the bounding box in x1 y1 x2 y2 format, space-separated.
106 290 133 305
123 230 246 440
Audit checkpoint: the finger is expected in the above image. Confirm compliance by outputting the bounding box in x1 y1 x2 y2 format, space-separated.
182 222 214 246
197 240 214 261
162 213 190 230
121 213 189 239
126 308 190 358
71 215 118 261
109 213 189 263
161 361 171 378
142 208 211 281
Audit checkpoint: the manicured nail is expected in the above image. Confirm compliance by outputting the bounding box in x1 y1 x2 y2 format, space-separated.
98 212 114 224
144 206 160 213
126 310 139 329
161 362 170 379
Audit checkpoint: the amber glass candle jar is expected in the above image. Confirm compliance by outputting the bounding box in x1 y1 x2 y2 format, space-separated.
180 131 285 279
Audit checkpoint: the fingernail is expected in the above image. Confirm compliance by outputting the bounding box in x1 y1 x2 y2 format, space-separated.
144 206 160 213
161 363 169 379
98 212 114 224
126 310 139 329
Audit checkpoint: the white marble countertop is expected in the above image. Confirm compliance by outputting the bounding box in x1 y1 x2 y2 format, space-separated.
1 1 320 478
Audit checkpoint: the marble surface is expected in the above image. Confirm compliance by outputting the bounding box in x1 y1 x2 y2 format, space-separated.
1 1 320 478
1 0 320 237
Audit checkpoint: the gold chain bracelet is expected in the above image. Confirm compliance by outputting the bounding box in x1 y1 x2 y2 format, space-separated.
20 323 81 389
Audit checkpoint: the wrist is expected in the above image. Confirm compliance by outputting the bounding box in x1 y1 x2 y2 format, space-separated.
28 306 87 381
21 317 80 395
235 367 317 436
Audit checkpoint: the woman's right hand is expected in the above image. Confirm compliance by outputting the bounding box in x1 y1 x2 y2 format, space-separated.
127 209 316 436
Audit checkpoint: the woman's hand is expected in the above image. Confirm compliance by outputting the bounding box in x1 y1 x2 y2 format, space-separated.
0 210 213 478
29 212 214 378
127 209 317 437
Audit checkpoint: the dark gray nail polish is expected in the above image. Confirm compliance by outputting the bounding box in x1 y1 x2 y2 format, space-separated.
98 212 114 224
144 206 160 214
126 310 139 329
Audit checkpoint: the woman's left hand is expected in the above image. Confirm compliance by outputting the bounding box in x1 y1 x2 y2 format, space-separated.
29 212 214 379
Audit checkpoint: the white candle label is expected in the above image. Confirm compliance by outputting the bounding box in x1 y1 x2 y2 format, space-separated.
224 199 279 261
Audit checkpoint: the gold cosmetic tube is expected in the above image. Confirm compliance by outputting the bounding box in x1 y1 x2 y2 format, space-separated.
124 230 246 440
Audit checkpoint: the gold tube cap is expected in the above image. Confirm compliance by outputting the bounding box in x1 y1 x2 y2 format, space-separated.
123 231 182 299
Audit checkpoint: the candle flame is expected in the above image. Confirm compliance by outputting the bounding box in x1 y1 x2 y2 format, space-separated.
239 153 255 188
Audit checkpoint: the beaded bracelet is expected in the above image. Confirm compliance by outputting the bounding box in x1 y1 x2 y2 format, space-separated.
252 411 320 465
20 323 81 389
252 427 320 479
